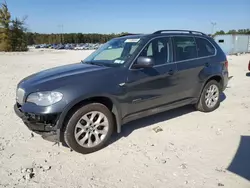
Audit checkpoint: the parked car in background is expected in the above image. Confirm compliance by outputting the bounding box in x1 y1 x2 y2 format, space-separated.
93 43 100 49
79 44 87 50
14 30 229 154
74 44 84 50
70 44 76 49
54 44 64 50
33 43 101 51
54 44 59 49
64 44 73 50
49 44 56 49
88 44 97 50
39 44 46 48
45 44 51 48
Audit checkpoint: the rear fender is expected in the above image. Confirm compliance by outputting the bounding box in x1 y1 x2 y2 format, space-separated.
197 74 223 99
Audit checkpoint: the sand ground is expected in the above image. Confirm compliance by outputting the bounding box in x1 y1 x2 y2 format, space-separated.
0 49 249 188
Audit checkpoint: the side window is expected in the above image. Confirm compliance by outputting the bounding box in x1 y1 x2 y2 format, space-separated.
173 36 197 61
195 37 216 57
146 43 153 56
139 37 172 66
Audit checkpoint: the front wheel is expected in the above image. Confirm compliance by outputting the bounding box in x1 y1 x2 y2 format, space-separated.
196 80 221 112
64 103 114 154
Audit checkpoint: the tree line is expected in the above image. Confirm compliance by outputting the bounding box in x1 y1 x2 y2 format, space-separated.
214 29 250 35
26 32 128 45
27 29 250 45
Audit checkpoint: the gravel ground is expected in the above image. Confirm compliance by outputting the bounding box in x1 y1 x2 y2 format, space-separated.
0 49 249 188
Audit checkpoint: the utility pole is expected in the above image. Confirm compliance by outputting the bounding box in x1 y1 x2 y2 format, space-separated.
211 22 216 35
58 24 64 44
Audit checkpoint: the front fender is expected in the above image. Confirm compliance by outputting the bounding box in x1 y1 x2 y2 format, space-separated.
56 94 122 133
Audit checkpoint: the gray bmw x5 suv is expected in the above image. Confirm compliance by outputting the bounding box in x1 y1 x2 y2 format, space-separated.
14 30 229 154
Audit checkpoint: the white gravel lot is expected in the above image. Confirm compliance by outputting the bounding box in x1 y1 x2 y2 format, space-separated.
0 49 249 188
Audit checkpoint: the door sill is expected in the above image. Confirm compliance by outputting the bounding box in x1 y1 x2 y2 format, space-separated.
122 98 197 124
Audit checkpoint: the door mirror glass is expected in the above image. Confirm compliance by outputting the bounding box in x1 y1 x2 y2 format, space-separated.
132 56 155 69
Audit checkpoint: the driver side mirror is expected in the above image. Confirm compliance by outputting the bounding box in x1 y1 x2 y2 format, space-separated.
132 56 155 69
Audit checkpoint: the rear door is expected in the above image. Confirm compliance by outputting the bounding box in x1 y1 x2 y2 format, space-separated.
173 36 216 100
125 36 179 116
194 36 217 95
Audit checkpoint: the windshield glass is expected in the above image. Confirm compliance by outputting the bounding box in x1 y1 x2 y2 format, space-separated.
82 37 142 66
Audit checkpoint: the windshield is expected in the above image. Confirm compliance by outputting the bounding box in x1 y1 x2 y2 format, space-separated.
82 37 142 67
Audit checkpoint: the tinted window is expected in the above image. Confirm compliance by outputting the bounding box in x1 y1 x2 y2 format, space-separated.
196 37 216 57
173 37 197 61
139 37 172 66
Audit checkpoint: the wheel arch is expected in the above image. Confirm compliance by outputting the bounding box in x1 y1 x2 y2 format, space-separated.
198 74 224 98
57 95 122 133
205 75 223 89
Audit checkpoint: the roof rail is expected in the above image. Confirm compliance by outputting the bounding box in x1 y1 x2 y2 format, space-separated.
119 33 141 37
153 30 206 35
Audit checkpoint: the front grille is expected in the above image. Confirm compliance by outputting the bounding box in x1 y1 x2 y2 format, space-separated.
16 88 25 105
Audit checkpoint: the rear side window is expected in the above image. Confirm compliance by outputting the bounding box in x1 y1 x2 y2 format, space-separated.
195 37 216 57
173 36 197 61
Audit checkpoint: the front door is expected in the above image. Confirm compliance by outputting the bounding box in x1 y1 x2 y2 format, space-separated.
124 37 179 116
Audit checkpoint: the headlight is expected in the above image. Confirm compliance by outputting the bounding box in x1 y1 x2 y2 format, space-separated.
26 91 63 106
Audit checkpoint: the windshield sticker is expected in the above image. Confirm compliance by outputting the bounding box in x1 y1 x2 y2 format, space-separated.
125 38 140 43
114 60 124 64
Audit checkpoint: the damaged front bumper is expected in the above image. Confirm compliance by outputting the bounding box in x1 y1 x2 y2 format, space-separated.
14 103 60 142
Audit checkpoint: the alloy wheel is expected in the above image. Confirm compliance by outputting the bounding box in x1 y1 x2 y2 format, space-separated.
205 84 219 108
74 111 109 148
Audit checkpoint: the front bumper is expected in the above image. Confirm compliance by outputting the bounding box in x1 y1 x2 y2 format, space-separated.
14 103 60 142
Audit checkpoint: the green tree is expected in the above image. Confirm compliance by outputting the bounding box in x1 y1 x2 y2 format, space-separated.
227 29 237 34
215 30 225 35
0 1 11 51
214 28 250 36
0 2 28 51
10 17 28 51
237 29 250 34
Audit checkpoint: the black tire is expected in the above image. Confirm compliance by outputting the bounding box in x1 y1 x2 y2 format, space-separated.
196 80 221 112
64 103 114 154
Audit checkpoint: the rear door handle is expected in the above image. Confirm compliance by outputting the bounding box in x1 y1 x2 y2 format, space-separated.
205 62 210 67
168 69 174 75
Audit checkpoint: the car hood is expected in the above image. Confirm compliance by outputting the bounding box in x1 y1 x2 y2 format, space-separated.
18 62 109 88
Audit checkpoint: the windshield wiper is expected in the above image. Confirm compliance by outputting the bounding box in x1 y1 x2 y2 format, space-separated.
81 60 105 67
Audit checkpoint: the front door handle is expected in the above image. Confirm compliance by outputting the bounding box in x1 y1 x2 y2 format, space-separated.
205 62 210 67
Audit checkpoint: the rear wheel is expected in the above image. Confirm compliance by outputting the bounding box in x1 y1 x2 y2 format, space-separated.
64 103 114 154
196 80 221 112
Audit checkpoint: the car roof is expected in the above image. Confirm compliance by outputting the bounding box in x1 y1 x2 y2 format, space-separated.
115 30 210 40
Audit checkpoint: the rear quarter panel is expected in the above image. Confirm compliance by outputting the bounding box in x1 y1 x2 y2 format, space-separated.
195 43 228 98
